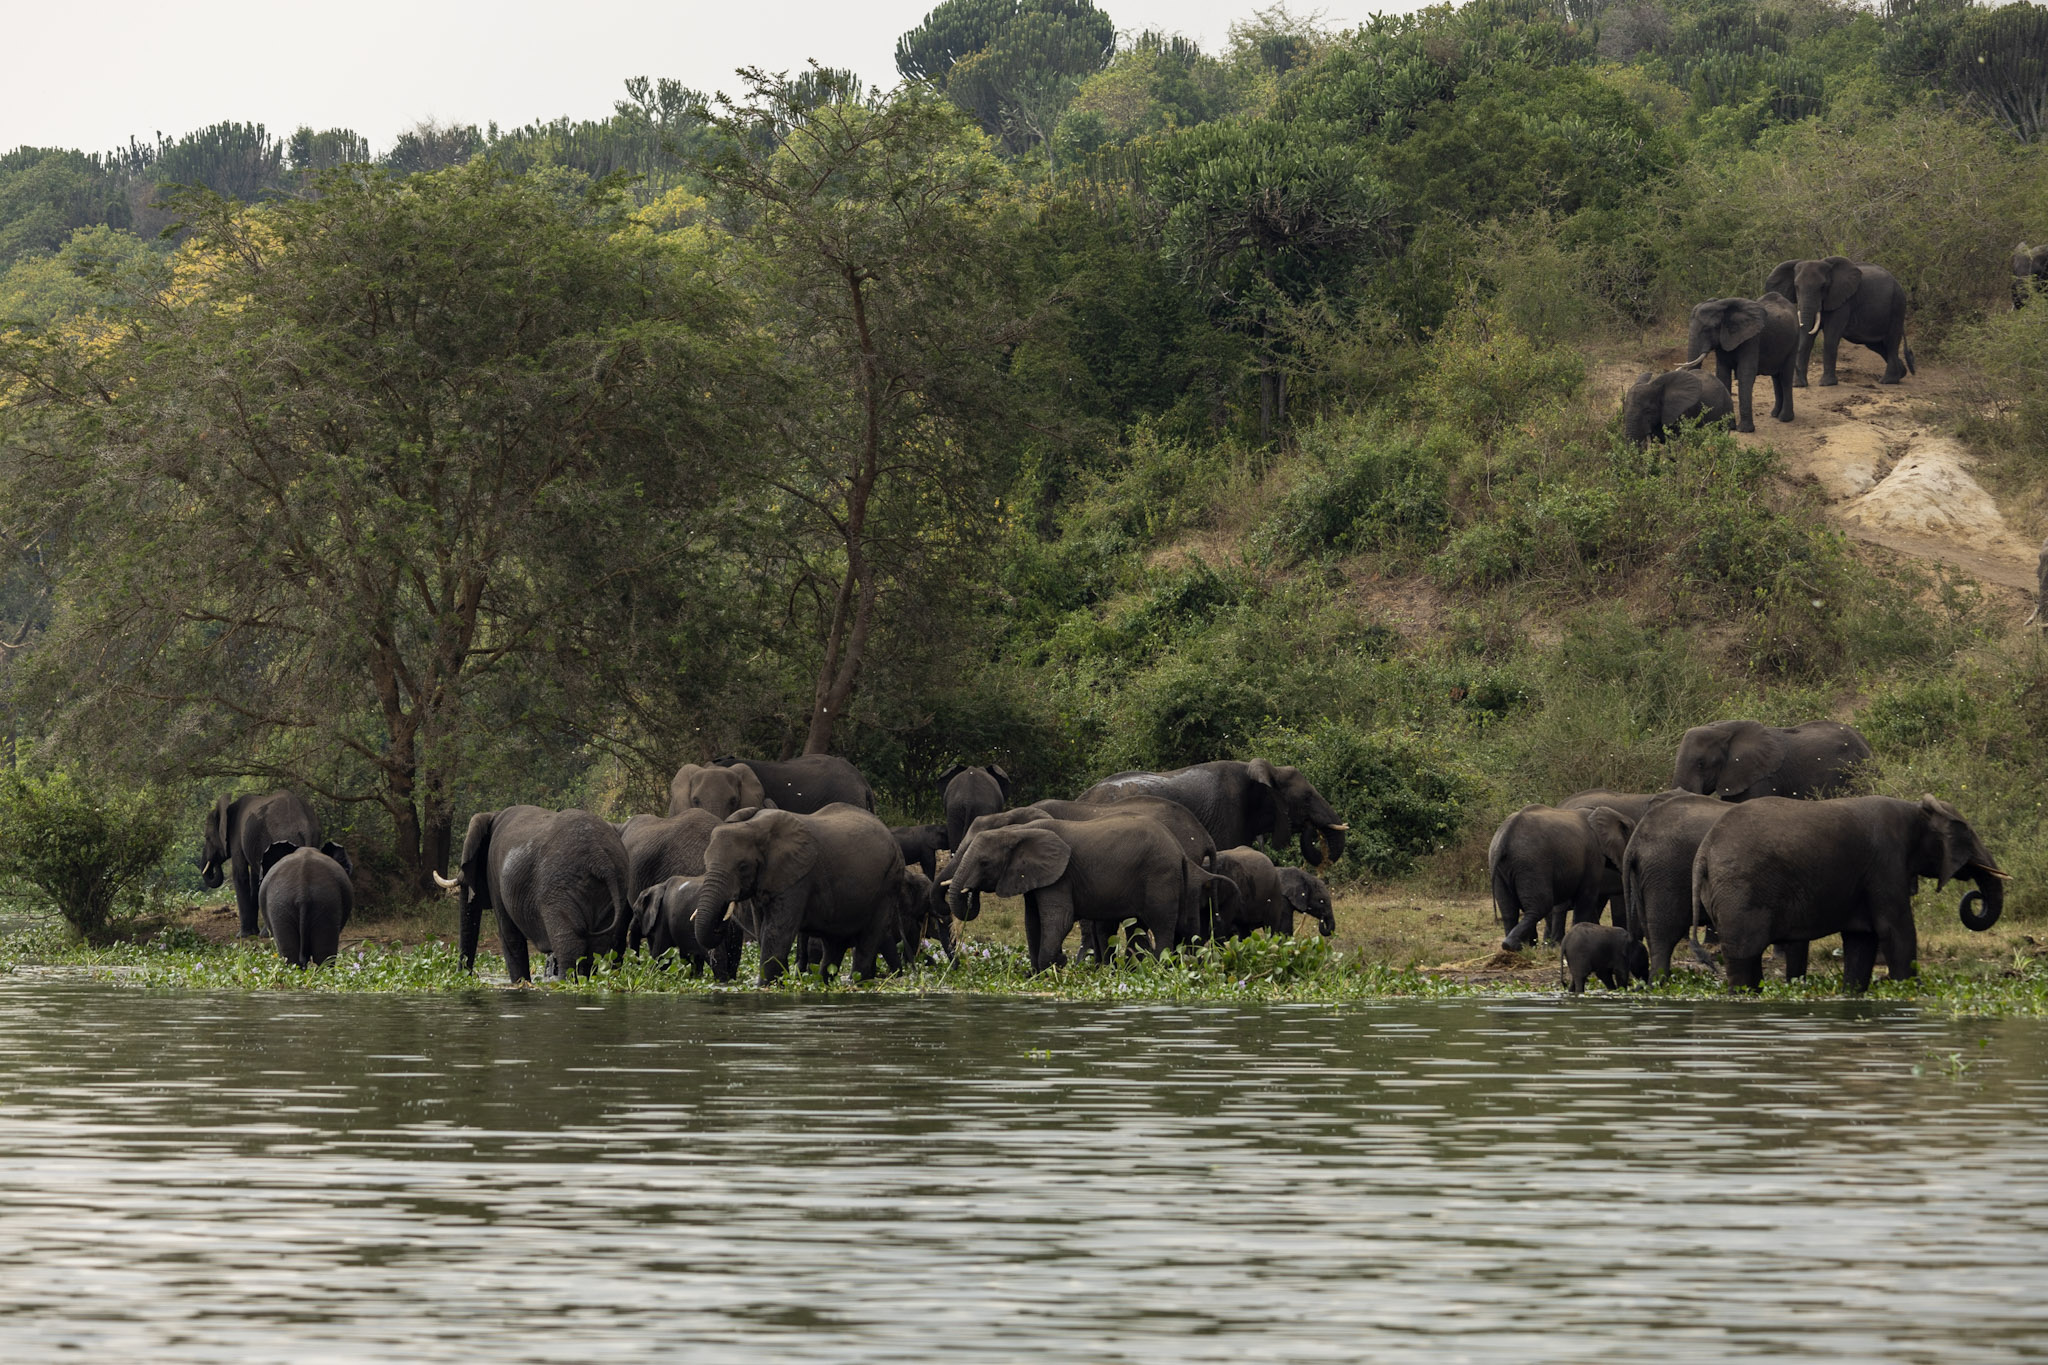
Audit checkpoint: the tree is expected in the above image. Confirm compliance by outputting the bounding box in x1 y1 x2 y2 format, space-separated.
1953 3 2048 143
896 0 1114 155
0 767 172 940
0 163 751 890
696 74 1029 756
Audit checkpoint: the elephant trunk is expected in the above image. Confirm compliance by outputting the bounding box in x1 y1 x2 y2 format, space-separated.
1303 822 1347 869
947 882 982 923
1959 868 2006 932
1623 397 1653 446
458 885 482 972
691 870 739 953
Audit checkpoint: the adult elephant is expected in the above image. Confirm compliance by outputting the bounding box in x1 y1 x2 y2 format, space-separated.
946 816 1234 973
891 823 949 884
198 790 322 938
1765 258 1914 387
2014 243 2048 310
1078 759 1347 868
436 806 631 983
1623 367 1732 445
1685 293 1798 433
1672 719 1871 801
668 762 766 818
709 754 874 813
938 763 1010 853
1619 791 1735 979
620 810 731 975
1489 804 1635 951
1693 795 2006 991
255 840 355 968
690 804 904 985
1559 788 1667 925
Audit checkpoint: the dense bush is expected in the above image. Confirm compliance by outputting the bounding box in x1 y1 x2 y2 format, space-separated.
0 768 173 939
1257 418 1453 562
1254 719 1478 879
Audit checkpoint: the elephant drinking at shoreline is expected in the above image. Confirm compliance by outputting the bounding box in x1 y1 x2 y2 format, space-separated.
1078 759 1347 868
1685 293 1798 433
1764 257 1914 387
198 790 322 938
690 805 904 985
1672 720 1871 801
437 806 632 983
256 840 356 968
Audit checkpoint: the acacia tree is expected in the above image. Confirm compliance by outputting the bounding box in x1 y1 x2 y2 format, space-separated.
697 73 1028 757
0 162 750 889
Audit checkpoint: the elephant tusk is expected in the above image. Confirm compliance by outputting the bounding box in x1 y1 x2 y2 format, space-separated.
1808 316 1822 335
1974 864 2013 881
1678 353 1706 370
1327 823 1349 832
431 871 460 891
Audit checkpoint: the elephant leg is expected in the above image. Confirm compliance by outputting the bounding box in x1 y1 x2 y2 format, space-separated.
1792 329 1813 387
1777 940 1810 981
1882 914 1919 981
496 908 532 984
272 907 304 967
709 923 742 983
1077 920 1109 964
234 859 262 938
1840 931 1878 992
1502 904 1545 951
1817 323 1844 386
756 903 800 985
1597 968 1619 990
1031 889 1076 973
1648 934 1674 982
307 917 341 968
1725 954 1764 991
1734 359 1760 432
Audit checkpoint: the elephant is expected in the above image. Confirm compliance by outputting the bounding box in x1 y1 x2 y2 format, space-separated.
690 804 904 985
939 763 1010 853
1692 794 2006 991
198 790 322 938
1212 848 1337 939
1685 293 1798 433
437 806 632 983
1622 367 1733 445
946 815 1235 973
2013 244 2048 309
1619 791 1736 979
891 822 949 883
1765 258 1914 387
1558 788 1666 924
629 875 709 966
1559 924 1649 995
892 865 954 963
620 811 731 974
1078 758 1348 868
255 840 355 968
1671 719 1871 801
1489 804 1635 951
668 762 766 818
707 754 874 813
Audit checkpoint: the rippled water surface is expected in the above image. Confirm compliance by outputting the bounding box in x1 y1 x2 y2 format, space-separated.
1 981 2045 1361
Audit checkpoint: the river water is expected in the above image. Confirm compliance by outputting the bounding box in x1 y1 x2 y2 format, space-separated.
0 981 2043 1361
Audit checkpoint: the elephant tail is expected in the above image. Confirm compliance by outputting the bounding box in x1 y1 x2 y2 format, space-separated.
1905 340 1916 376
1690 845 1714 947
1489 855 1517 934
599 859 631 957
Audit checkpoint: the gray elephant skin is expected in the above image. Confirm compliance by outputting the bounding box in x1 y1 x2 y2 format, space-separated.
620 810 731 975
1623 368 1732 445
1559 923 1649 995
1489 803 1635 950
891 822 949 883
443 806 631 982
947 815 1233 972
1765 257 1914 386
939 763 1010 853
1672 719 1870 800
669 762 766 818
630 875 708 966
1079 758 1348 868
1693 794 2005 991
1619 790 1735 979
1559 788 1664 923
256 840 355 967
1686 293 1798 432
2014 243 2048 309
199 790 322 937
1213 846 1336 939
708 754 874 813
690 804 904 984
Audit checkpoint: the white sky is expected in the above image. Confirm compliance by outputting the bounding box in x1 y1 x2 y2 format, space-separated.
4 1 1425 155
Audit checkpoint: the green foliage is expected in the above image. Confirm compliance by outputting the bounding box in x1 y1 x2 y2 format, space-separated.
1417 308 1585 449
1258 418 1453 562
0 767 172 939
897 0 1113 152
1256 719 1479 878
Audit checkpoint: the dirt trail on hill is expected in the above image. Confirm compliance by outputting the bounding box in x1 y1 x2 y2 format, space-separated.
1603 349 2041 609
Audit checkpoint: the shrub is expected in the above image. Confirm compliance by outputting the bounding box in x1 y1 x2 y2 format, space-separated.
1253 719 1477 880
0 768 174 940
1860 678 1982 753
1258 419 1453 562
1118 653 1276 771
1417 306 1585 451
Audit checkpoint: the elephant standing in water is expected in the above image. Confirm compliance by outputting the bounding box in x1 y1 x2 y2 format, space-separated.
439 806 631 983
1686 293 1798 433
198 790 322 937
1765 257 1914 387
1489 804 1635 950
1079 759 1347 868
256 840 355 967
1672 720 1871 801
1693 795 2006 991
1622 367 1732 445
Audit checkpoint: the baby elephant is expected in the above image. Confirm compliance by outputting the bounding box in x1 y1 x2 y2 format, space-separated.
256 840 355 967
1560 924 1649 994
1622 367 1733 445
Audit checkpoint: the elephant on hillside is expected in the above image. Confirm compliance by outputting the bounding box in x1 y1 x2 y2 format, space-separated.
1672 719 1871 801
198 790 322 938
947 816 1236 973
2013 243 2048 309
1686 293 1798 433
1079 759 1347 868
1623 367 1733 445
256 840 355 968
1765 258 1914 386
939 763 1010 853
690 805 904 985
437 806 631 983
1619 790 1735 979
708 754 874 813
1693 795 2006 991
1489 804 1635 951
669 762 766 818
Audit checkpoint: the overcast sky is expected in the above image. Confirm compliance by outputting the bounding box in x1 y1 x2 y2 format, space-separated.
5 1 1428 155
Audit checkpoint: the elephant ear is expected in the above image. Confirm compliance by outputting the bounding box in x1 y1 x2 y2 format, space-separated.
1822 256 1860 310
629 886 660 948
986 764 1011 796
459 811 495 909
1584 808 1634 870
1280 869 1313 914
993 826 1069 896
757 813 820 895
1765 260 1798 298
1920 795 1999 886
258 840 298 880
730 763 766 811
208 794 234 857
319 841 353 878
1716 300 1767 351
937 763 968 785
1720 722 1786 798
1244 758 1293 844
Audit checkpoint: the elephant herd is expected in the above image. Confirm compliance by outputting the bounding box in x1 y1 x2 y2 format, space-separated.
202 755 1351 984
1491 718 2009 994
1624 254 1918 443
